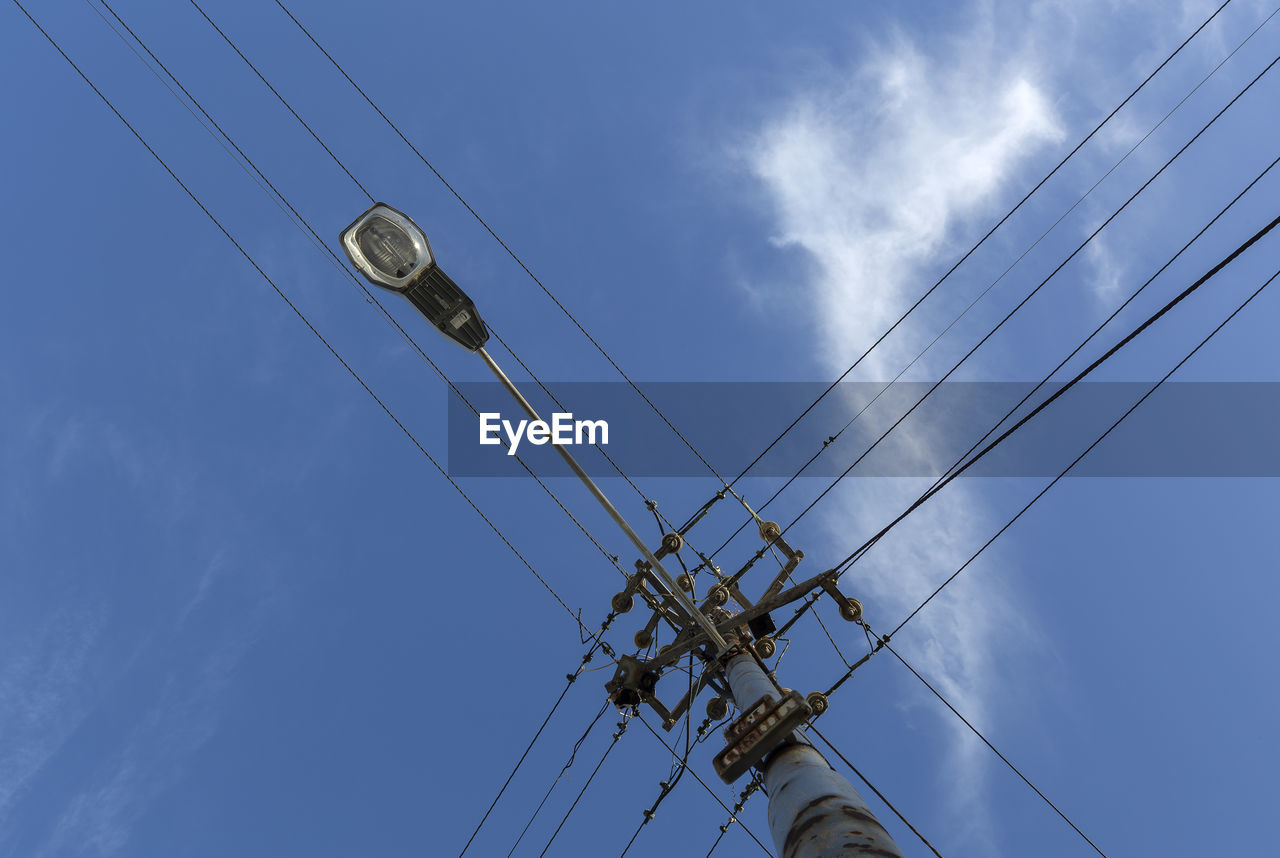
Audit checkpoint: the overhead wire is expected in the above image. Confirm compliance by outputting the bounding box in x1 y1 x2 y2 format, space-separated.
40 14 648 855
819 253 1280 708
9 0 607 648
538 710 635 857
484 326 720 567
618 703 726 856
176 0 734 624
458 616 617 857
46 3 1279 855
270 0 775 526
770 49 1280 556
879 217 1280 638
880 639 1108 858
504 699 613 857
678 0 1252 545
836 150 1280 582
687 8 1280 609
635 715 773 856
188 0 372 201
703 775 764 858
719 0 1239 491
96 0 642 588
808 724 946 858
775 145 1280 684
28 4 751 854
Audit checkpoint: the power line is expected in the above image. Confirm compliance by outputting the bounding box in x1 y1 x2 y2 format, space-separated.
720 0 1240 492
271 0 738 493
817 162 1280 596
505 699 613 856
618 708 725 856
635 715 774 855
820 256 1280 693
484 326 718 564
787 148 1280 702
90 0 640 586
678 0 1259 559
703 775 764 857
458 618 616 857
10 0 601 646
181 0 744 578
538 710 635 857
188 0 372 201
923 153 1280 493
882 235 1280 638
88 12 753 852
808 723 946 858
782 50 1280 548
881 640 1108 858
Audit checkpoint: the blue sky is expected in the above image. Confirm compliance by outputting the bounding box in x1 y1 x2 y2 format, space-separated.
3 1 1279 856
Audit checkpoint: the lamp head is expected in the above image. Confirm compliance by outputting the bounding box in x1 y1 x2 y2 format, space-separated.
340 203 434 291
339 202 490 352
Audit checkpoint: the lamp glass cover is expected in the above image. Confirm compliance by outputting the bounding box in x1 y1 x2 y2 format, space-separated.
340 204 434 291
358 216 420 279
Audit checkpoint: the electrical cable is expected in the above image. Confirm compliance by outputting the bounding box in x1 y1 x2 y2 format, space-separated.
840 198 1280 597
271 0 745 498
635 715 773 855
784 149 1280 682
505 699 612 857
188 0 372 201
703 775 764 858
458 619 616 857
87 0 633 592
9 0 604 647
775 149 1280 684
790 50 1279 542
618 690 724 856
808 723 946 858
882 640 1108 858
180 0 733 589
690 10 1280 603
678 0 1255 546
820 258 1280 701
720 0 1239 492
538 711 635 857
765 50 1280 571
924 154 1280 494
883 249 1280 639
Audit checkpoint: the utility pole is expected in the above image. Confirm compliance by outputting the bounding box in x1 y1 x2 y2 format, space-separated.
722 638 905 857
337 201 909 858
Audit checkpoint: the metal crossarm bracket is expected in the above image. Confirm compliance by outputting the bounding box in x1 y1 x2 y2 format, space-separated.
648 568 842 673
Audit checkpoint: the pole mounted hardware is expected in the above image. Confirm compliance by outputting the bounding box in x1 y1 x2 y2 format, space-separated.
712 691 812 783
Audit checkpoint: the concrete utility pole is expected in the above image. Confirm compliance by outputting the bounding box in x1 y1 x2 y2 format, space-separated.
723 643 906 858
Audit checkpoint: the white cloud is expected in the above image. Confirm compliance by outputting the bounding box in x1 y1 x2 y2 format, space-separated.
746 32 1063 380
1083 232 1127 302
734 0 1105 847
0 609 107 817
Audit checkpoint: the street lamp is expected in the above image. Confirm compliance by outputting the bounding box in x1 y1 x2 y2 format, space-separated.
340 203 489 352
339 203 728 652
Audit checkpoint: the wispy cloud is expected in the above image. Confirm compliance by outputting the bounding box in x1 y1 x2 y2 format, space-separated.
0 553 270 857
0 609 107 818
31 610 260 858
733 0 1117 847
